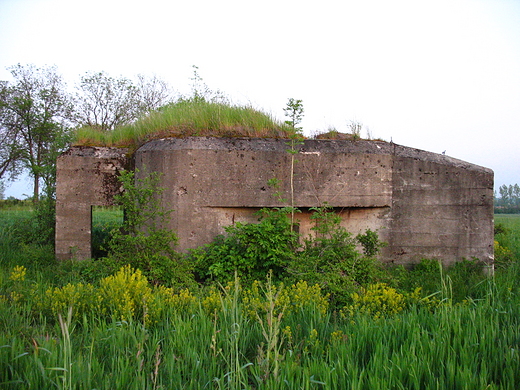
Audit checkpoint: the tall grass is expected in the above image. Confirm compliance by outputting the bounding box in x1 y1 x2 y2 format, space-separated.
1 271 520 389
74 100 294 150
495 214 520 258
91 206 123 259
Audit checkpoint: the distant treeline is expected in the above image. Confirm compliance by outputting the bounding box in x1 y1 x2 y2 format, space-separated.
495 184 520 214
0 197 33 208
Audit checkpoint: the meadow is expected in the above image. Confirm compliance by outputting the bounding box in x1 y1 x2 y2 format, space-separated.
0 206 519 389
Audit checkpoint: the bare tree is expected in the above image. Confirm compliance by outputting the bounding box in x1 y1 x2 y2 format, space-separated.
74 71 173 131
74 71 139 131
136 73 173 113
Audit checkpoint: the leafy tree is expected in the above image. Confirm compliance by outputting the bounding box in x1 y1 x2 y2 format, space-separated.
74 71 172 131
0 81 22 180
495 183 520 213
0 64 72 201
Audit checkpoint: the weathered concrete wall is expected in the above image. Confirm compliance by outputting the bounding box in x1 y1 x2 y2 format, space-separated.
135 138 394 254
389 145 494 265
55 147 130 260
56 137 494 267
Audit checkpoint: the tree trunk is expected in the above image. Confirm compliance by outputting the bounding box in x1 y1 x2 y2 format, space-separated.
33 173 39 203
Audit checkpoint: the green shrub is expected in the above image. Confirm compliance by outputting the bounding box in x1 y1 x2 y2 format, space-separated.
287 207 385 307
356 228 387 257
191 208 299 284
192 205 386 306
52 257 121 285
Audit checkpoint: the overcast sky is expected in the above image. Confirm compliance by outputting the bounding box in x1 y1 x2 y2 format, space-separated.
1 0 519 198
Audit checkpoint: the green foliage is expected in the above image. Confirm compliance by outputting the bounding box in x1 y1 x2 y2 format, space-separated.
0 207 56 276
395 258 443 296
3 211 520 389
495 239 515 268
0 64 72 200
91 206 123 258
356 228 387 257
106 169 195 289
385 257 489 304
446 258 487 302
494 222 509 236
308 204 342 237
31 195 56 246
192 208 299 284
495 183 520 213
283 98 304 133
192 205 385 306
495 215 520 270
288 206 384 307
2 263 520 389
5 200 55 247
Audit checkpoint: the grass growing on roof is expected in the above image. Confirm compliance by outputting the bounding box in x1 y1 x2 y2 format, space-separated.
74 99 294 149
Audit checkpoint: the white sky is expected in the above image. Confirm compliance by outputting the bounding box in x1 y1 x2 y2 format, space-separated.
1 0 519 198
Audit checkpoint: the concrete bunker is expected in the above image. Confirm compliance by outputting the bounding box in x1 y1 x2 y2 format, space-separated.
56 137 494 267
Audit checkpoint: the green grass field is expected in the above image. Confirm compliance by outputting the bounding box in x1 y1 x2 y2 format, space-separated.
1 209 519 389
495 214 520 258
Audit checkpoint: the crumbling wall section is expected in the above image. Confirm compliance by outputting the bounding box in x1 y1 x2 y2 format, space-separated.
55 147 130 260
